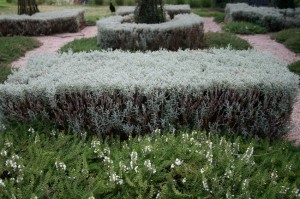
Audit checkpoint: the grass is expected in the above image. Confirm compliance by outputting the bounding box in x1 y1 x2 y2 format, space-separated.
288 60 300 76
194 8 225 23
59 32 252 53
271 28 300 53
0 120 299 198
0 36 41 83
204 32 252 50
223 21 268 35
60 37 100 52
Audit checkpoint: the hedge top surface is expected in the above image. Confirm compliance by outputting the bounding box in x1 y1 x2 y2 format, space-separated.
116 4 191 16
1 49 298 97
97 13 203 31
0 9 85 20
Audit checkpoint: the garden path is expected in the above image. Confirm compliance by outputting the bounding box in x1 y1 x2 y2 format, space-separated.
11 18 300 145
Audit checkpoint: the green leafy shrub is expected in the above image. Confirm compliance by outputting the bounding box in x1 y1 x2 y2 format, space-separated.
0 49 297 139
288 60 300 76
0 125 300 198
188 0 201 8
204 32 251 50
214 13 224 23
273 0 295 8
223 21 268 34
271 28 300 53
134 0 165 24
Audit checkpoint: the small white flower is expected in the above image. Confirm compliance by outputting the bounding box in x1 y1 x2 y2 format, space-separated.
28 127 35 133
170 164 175 169
4 141 13 147
0 179 5 187
175 158 183 166
55 161 66 171
50 130 56 136
0 150 7 157
88 196 95 199
182 178 187 183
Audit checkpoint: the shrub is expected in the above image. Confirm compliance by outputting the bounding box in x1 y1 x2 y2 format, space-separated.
0 9 86 36
0 49 298 139
273 0 295 8
271 28 300 53
188 0 201 8
223 21 268 34
1 126 300 198
225 3 300 31
134 0 165 24
204 32 251 50
97 14 204 51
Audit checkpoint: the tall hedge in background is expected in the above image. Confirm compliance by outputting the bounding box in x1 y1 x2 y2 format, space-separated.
134 0 165 24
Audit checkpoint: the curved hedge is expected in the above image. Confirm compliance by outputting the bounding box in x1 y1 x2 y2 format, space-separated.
0 9 85 36
97 14 204 51
0 49 298 138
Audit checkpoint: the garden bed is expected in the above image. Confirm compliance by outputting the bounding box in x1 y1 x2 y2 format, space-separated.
225 3 300 31
0 9 85 36
0 49 298 138
116 4 191 19
97 14 204 51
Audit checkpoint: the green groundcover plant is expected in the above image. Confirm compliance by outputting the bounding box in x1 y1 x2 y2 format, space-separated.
0 120 299 198
204 32 251 49
288 60 300 76
271 28 300 54
223 21 268 35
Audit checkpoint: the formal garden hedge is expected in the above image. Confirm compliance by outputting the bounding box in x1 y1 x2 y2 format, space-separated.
0 49 298 138
116 4 191 19
225 3 300 31
97 14 204 51
0 9 85 36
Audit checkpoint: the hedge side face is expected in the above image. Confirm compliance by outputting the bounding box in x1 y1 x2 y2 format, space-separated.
225 3 300 31
0 49 298 138
0 9 85 36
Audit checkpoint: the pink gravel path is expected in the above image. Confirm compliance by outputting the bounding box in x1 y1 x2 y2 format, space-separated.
10 19 300 145
12 26 97 68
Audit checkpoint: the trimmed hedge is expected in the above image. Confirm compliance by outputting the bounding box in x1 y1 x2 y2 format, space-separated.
0 9 86 36
224 3 300 31
0 49 298 138
97 14 204 51
116 4 191 19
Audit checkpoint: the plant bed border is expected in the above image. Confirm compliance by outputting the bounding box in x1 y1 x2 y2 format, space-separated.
97 13 204 51
0 9 86 36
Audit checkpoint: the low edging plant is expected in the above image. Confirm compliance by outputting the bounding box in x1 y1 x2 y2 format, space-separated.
271 28 300 53
0 49 298 139
288 60 300 76
0 9 85 36
223 21 267 35
0 124 299 198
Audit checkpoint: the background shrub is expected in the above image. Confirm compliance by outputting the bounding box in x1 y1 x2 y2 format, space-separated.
223 21 268 34
273 0 295 8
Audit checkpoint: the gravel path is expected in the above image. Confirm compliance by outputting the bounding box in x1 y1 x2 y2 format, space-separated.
11 18 300 145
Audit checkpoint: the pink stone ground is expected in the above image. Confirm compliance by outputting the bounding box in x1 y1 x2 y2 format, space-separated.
11 19 300 145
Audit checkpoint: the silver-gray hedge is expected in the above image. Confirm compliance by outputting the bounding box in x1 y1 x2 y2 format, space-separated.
225 3 300 31
0 9 85 36
97 14 204 51
0 49 298 138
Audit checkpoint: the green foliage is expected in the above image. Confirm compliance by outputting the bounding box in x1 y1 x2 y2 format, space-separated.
288 60 300 76
204 32 251 50
0 122 299 198
0 36 40 83
295 0 300 6
223 21 268 35
271 28 300 53
59 37 100 53
214 13 224 23
85 15 112 26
